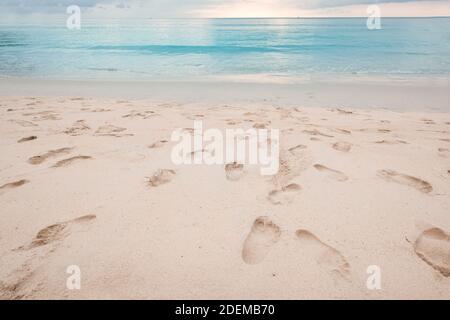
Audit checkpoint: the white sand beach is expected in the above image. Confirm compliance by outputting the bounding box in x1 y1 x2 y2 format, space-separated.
0 79 449 299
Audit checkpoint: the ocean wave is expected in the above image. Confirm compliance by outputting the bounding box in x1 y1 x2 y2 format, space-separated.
88 44 279 54
87 67 119 72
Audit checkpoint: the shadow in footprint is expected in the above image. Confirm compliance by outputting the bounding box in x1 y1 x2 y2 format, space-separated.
267 183 302 205
52 156 92 168
28 148 73 165
288 144 307 156
336 108 353 115
378 170 432 194
332 142 352 152
295 229 350 279
333 128 351 135
0 179 29 192
314 164 348 182
302 129 333 138
242 217 281 265
149 140 168 149
414 227 450 277
375 140 408 145
95 125 131 137
225 162 245 181
148 169 176 187
18 136 37 143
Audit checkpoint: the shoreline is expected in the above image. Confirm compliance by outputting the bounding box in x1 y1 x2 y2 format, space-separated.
1 76 449 112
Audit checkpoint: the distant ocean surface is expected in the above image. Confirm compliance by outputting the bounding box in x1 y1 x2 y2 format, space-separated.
1 18 450 81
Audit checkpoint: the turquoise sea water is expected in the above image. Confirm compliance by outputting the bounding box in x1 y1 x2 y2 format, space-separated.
0 18 450 80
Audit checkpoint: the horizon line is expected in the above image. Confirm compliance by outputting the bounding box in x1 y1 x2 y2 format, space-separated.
24 16 450 19
113 16 450 18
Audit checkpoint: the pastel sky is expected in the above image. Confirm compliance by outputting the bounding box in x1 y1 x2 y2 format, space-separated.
1 0 449 19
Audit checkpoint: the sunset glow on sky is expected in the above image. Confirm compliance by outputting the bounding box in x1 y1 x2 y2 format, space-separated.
0 0 449 19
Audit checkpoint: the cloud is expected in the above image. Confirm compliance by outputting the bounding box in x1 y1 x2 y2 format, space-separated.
0 0 104 8
298 0 438 8
0 0 449 17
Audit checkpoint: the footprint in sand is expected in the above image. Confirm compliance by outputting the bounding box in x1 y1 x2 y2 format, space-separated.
226 119 241 126
182 128 195 135
332 142 352 152
295 229 350 278
375 140 408 145
267 183 302 205
242 217 281 265
148 169 176 187
0 179 29 192
91 108 112 113
288 144 307 156
336 108 353 115
314 164 348 182
184 114 205 121
17 136 37 143
95 125 132 137
123 110 156 119
52 156 92 168
225 162 246 181
25 111 61 121
253 123 268 129
302 129 334 138
9 119 38 128
2 215 96 299
190 148 209 161
282 128 294 134
63 120 90 136
16 214 96 251
28 147 73 165
279 109 293 119
413 227 450 277
378 170 432 194
333 128 351 135
149 140 168 149
421 119 436 125
271 149 312 187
